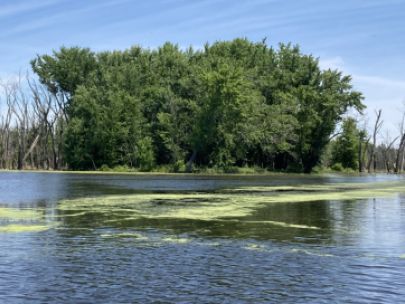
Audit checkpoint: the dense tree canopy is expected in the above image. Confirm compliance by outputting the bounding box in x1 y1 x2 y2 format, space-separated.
31 38 364 172
331 118 361 170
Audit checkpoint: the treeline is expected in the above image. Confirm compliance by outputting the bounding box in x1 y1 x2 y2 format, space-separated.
0 76 65 170
326 111 405 173
2 38 398 173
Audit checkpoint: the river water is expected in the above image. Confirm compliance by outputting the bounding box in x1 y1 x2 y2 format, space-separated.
0 172 404 303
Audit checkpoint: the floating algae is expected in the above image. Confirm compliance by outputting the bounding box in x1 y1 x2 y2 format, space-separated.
0 207 42 221
244 243 268 252
0 224 49 233
55 181 405 231
226 181 405 196
161 236 190 244
400 254 405 259
100 232 147 240
0 207 52 233
242 220 320 230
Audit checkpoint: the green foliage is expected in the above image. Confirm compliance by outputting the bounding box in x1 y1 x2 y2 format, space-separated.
137 137 155 171
191 63 264 167
331 118 360 170
331 163 344 172
31 47 97 97
32 39 364 172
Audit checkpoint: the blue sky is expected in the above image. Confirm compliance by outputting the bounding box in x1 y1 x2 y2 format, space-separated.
1 0 405 134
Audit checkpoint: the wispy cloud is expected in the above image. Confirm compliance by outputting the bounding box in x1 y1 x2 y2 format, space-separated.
0 0 62 18
0 0 404 133
0 0 134 39
319 56 405 133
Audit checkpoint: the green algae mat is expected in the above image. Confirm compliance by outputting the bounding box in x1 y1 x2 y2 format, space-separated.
1 181 405 234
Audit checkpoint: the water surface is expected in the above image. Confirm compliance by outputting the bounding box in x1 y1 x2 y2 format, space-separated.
0 172 404 303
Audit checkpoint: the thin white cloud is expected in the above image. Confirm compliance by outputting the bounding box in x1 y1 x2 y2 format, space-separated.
0 0 61 18
319 56 405 135
0 0 134 39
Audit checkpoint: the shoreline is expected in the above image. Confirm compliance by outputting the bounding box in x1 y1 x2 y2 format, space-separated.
0 168 392 177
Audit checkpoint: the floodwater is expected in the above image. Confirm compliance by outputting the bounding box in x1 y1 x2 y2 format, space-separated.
0 172 405 303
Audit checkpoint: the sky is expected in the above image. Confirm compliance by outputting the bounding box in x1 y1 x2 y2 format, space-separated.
1 0 404 135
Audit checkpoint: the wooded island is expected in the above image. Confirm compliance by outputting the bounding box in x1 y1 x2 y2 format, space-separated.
0 39 403 173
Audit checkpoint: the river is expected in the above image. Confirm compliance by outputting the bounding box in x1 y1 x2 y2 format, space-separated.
0 172 404 303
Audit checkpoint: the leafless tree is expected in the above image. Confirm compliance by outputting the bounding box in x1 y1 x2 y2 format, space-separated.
367 109 383 173
0 80 14 169
381 131 398 173
0 74 66 170
394 110 405 173
28 77 62 169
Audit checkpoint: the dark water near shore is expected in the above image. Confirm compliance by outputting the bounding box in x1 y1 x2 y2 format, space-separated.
1 172 405 303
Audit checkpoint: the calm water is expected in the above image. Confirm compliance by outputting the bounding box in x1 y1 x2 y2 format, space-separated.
0 172 405 303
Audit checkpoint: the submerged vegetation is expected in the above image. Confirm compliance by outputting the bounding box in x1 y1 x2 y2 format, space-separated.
0 38 367 173
1 179 405 237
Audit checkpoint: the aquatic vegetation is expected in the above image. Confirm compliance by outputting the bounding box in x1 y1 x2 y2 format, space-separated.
0 207 42 221
226 181 405 195
161 237 190 244
204 241 221 247
57 181 405 227
100 232 147 240
0 207 52 234
0 224 49 233
244 243 268 252
400 254 405 259
242 220 320 230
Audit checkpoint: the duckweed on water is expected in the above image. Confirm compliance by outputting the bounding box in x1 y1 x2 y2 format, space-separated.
231 181 405 192
0 224 49 233
161 237 190 244
244 244 267 252
0 207 52 233
57 182 405 226
239 220 320 230
100 232 147 239
0 207 42 221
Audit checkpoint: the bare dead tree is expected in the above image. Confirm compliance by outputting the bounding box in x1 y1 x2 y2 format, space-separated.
367 109 383 173
0 74 67 170
395 111 405 173
381 131 398 173
9 74 31 169
29 76 66 170
29 78 52 169
0 80 14 169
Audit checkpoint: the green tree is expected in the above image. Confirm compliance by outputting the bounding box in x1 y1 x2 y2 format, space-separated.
331 118 360 170
190 63 263 168
32 39 364 172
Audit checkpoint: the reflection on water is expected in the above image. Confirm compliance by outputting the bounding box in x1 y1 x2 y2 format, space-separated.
1 172 405 303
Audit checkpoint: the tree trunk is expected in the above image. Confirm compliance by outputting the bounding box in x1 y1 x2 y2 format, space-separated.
358 135 363 172
186 151 197 173
395 134 405 173
367 110 383 173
